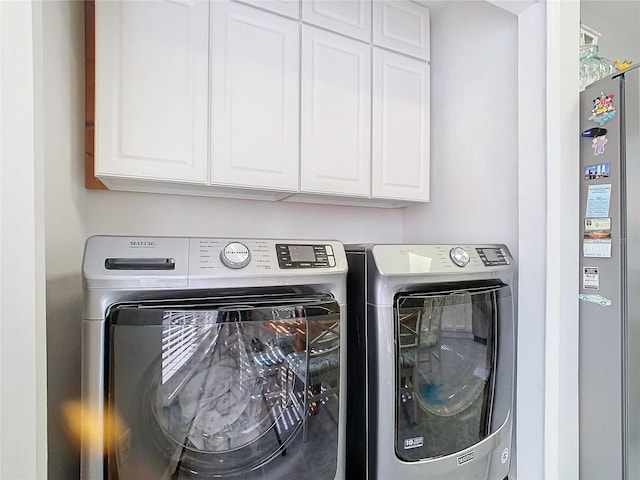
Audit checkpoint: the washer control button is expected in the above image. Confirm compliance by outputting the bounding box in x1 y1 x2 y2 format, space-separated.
449 247 470 267
220 242 251 269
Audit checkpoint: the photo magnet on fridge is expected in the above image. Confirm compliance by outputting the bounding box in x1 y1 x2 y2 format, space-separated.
584 163 610 179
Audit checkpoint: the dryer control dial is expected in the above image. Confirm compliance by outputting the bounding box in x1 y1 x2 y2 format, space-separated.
449 247 470 267
220 242 251 269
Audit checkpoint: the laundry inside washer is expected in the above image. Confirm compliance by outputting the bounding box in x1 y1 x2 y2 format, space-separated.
82 236 347 480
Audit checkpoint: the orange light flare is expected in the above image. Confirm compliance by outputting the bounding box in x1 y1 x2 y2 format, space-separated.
61 399 128 455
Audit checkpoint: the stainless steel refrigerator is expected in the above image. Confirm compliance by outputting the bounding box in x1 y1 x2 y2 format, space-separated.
579 64 640 480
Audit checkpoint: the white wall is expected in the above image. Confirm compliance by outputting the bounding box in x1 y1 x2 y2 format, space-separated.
517 2 547 478
545 1 581 478
402 1 519 256
40 1 88 478
85 190 402 244
0 1 48 478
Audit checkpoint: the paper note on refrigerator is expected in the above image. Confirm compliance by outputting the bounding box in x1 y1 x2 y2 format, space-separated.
585 184 612 217
583 266 600 290
583 242 612 258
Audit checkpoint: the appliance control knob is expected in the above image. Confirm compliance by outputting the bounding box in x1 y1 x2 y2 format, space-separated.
220 242 251 269
450 247 470 267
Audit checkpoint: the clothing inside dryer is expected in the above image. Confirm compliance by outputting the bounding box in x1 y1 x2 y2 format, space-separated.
394 285 510 461
106 292 341 479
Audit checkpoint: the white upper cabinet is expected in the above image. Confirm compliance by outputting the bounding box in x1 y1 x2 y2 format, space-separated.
93 0 430 206
301 0 371 42
233 0 300 19
373 0 430 61
95 0 209 184
211 2 299 191
301 26 371 196
372 48 430 201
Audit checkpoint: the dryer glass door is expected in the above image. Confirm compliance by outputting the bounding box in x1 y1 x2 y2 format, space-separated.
393 284 513 461
104 292 341 480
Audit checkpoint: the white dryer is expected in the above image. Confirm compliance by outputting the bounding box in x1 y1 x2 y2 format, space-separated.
345 244 516 480
81 236 347 480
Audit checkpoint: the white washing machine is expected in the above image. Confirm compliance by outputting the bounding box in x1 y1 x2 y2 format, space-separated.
81 236 347 480
345 244 516 480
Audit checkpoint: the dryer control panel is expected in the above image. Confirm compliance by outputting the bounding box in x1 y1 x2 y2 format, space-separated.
475 247 510 267
83 236 348 290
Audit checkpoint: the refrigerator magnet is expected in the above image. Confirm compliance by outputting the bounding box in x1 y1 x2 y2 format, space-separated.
582 266 600 290
585 217 611 231
583 217 612 258
581 127 607 137
591 135 608 155
584 162 610 179
578 293 612 307
588 92 616 125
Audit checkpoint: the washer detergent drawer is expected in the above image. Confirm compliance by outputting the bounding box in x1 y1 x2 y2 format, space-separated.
105 293 341 480
393 284 514 462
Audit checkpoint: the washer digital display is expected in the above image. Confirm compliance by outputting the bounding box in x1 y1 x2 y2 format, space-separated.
289 245 316 262
476 247 509 266
276 244 335 269
483 249 500 262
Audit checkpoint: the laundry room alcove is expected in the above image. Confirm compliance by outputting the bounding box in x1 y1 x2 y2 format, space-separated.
31 1 553 480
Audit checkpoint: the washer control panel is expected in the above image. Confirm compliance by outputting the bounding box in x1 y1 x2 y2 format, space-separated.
370 244 513 275
277 243 336 269
220 242 251 269
449 247 471 267
476 247 510 266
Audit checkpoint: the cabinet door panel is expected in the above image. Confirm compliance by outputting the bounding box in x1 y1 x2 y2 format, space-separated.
373 0 430 61
372 49 430 201
301 0 371 42
211 2 299 191
95 1 209 183
301 26 371 196
233 0 300 19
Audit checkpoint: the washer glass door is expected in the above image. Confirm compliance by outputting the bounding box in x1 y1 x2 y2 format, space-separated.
105 292 341 479
393 284 513 461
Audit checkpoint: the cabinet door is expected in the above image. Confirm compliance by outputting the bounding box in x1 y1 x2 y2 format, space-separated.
233 0 300 19
373 0 430 61
301 0 371 42
95 1 209 183
372 49 430 202
301 26 371 196
211 2 299 191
